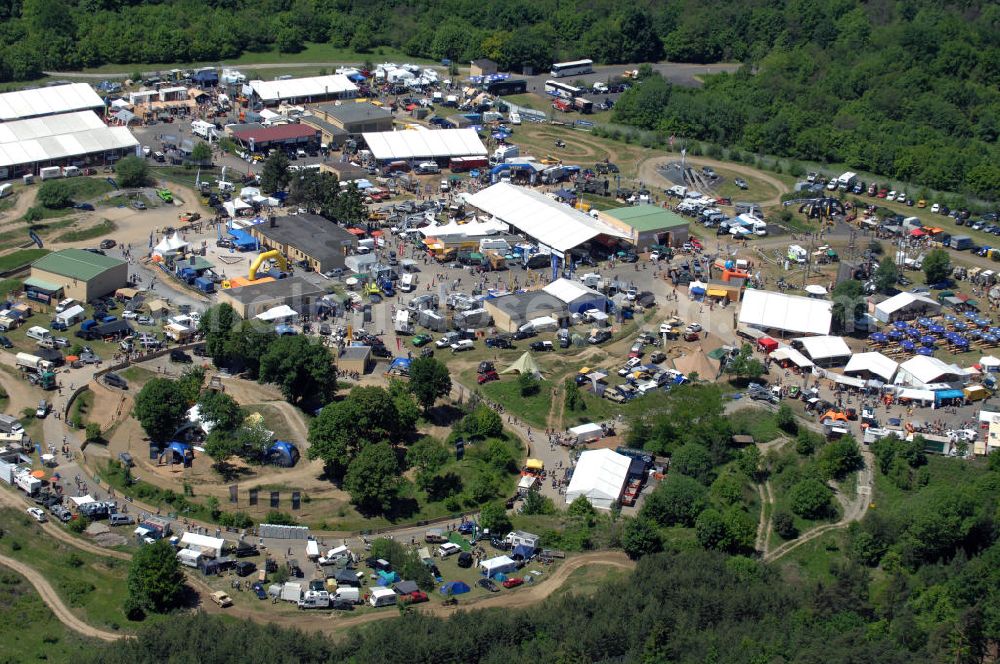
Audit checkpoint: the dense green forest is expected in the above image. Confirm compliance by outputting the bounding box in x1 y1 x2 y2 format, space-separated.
84 544 1000 663
0 1 996 197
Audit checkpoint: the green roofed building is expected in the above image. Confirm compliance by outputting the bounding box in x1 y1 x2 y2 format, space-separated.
600 204 689 250
30 248 128 302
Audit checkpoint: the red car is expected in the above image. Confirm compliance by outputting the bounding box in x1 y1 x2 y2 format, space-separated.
502 577 524 589
877 189 888 199
690 238 703 250
403 591 428 604
477 370 499 384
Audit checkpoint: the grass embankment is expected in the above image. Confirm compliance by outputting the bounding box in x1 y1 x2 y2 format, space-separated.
0 248 49 272
0 508 135 633
56 219 118 243
0 569 93 659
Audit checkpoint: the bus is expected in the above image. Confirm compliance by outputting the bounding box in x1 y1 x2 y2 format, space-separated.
550 59 594 78
544 80 582 100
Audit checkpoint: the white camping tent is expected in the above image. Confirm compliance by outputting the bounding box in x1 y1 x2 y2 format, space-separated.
153 232 188 257
793 336 852 363
180 532 225 558
564 449 630 510
844 352 899 382
738 289 832 336
874 292 941 323
480 555 517 578
895 355 965 386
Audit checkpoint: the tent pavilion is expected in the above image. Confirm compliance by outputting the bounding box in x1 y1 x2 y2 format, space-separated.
874 292 941 323
180 532 225 558
792 335 853 366
153 232 188 258
844 352 899 382
565 448 631 510
542 278 607 315
363 127 486 162
480 555 517 579
501 352 543 378
895 355 965 387
568 423 603 444
769 345 814 369
738 289 832 336
466 182 631 255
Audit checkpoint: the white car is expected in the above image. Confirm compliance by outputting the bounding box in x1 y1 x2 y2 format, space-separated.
649 250 663 262
931 203 940 214
625 287 638 301
509 113 521 125
137 315 153 325
440 180 450 192
618 357 642 376
26 507 47 523
450 339 474 353
887 190 897 201
122 310 138 320
826 180 837 191
686 323 703 333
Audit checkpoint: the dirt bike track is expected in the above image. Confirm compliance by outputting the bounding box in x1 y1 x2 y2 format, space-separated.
0 553 124 641
637 156 791 208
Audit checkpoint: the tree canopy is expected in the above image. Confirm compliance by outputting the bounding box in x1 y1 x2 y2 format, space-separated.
125 539 184 618
408 357 451 413
259 335 337 405
133 377 191 443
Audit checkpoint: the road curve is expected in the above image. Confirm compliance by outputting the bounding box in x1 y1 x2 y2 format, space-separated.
0 554 125 641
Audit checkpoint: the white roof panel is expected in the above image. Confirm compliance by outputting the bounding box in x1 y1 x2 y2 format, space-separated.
0 83 103 122
844 351 899 381
793 335 852 361
466 183 630 254
0 111 137 169
565 449 630 503
362 128 486 161
250 75 357 103
874 292 940 319
738 289 832 335
543 278 599 304
897 355 964 386
770 345 814 368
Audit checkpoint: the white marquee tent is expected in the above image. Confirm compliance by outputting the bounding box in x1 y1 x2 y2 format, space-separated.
895 355 965 386
363 128 486 161
738 289 832 336
480 555 517 578
793 335 853 363
467 183 630 254
844 351 899 382
153 232 188 257
250 75 357 103
770 345 814 368
180 532 225 557
565 449 631 510
543 278 601 304
874 292 941 323
0 110 138 170
0 83 103 122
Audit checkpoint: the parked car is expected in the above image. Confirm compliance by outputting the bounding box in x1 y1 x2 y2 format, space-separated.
73 202 95 211
412 333 432 347
436 332 460 348
502 577 524 589
252 582 267 600
104 372 128 389
734 178 748 189
210 591 233 608
477 579 500 593
450 339 474 353
157 189 173 203
485 336 513 349
169 350 192 363
26 507 47 523
99 239 117 249
0 336 12 348
477 370 499 384
588 330 612 344
49 505 72 522
131 198 146 210
529 340 554 352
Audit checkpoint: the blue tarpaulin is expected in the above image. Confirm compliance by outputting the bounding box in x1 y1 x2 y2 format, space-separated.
512 544 534 560
934 389 965 402
227 228 258 250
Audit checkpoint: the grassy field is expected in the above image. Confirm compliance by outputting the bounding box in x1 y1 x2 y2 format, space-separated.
0 569 94 660
60 177 116 202
248 403 301 444
151 166 220 192
119 366 158 388
0 248 49 272
55 219 118 244
0 508 136 633
70 388 95 427
710 165 783 204
728 408 783 443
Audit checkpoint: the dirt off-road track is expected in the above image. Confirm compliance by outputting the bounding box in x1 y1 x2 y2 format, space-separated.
0 554 124 641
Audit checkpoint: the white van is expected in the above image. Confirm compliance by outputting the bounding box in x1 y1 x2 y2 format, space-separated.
437 542 461 557
333 587 360 604
55 298 77 314
61 165 80 177
369 587 397 607
39 166 62 180
399 273 416 293
109 513 134 526
25 326 52 342
0 183 12 198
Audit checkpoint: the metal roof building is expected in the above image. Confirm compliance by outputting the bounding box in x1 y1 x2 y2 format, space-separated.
466 182 630 255
249 75 357 104
362 128 486 161
0 111 138 175
599 204 690 248
0 83 104 122
30 248 128 301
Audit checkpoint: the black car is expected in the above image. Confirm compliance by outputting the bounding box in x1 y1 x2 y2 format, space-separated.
0 335 13 348
169 349 192 363
485 336 513 349
99 239 116 249
478 361 495 374
477 578 500 593
73 202 95 211
331 600 355 611
529 340 554 352
233 543 259 558
512 327 536 341
589 330 612 345
370 344 393 358
319 324 331 336
235 561 257 577
104 372 128 389
192 344 207 357
618 252 638 263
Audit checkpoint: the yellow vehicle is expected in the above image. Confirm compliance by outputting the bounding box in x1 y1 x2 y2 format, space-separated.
917 199 927 208
540 155 561 165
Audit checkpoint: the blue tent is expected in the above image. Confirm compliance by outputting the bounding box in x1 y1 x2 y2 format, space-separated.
512 544 535 560
378 570 399 585
440 581 470 595
267 441 300 468
160 442 193 467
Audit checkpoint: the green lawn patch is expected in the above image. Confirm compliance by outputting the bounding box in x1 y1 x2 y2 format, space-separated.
70 388 94 427
61 177 115 201
0 248 48 272
0 508 137 632
246 403 299 443
119 366 158 387
55 219 117 243
0 570 92 660
578 193 628 211
728 408 782 443
478 378 553 428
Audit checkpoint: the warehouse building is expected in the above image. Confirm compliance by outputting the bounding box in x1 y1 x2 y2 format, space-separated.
0 110 139 179
28 249 128 302
308 101 393 136
362 128 486 164
216 276 327 319
0 83 104 122
248 214 357 274
470 59 498 77
599 205 689 249
466 183 631 257
484 290 569 333
298 115 349 149
231 124 320 153
249 74 358 106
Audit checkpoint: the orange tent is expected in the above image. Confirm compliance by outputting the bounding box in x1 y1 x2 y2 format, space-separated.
821 410 848 423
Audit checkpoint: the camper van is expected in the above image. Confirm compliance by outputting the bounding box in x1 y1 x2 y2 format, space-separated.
61 165 80 177
25 326 52 342
192 120 216 139
369 587 397 608
39 166 62 180
298 590 330 609
399 273 417 293
333 587 360 604
787 245 807 264
0 183 12 198
54 298 77 314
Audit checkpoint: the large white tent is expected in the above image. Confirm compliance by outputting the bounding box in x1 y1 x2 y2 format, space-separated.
738 289 832 336
0 83 104 122
0 110 138 170
479 555 517 578
153 232 188 257
844 351 899 382
874 292 941 323
543 278 601 304
565 449 630 510
363 128 486 161
770 345 814 368
249 75 357 103
467 183 630 254
895 355 965 386
793 335 852 363
179 532 225 557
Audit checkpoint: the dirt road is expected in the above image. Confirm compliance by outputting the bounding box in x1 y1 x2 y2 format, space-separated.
638 156 791 207
0 553 125 641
